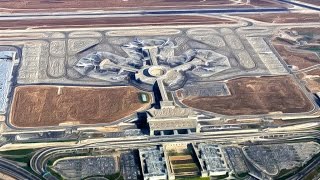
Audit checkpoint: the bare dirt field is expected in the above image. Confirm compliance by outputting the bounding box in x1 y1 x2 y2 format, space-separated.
306 69 320 76
249 0 289 7
304 78 320 93
297 68 320 93
238 13 320 23
273 44 320 69
10 86 151 127
0 0 288 13
178 76 313 115
0 15 235 30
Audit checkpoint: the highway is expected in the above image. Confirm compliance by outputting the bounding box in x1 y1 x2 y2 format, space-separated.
0 158 41 180
0 1 318 179
29 129 320 176
288 155 320 180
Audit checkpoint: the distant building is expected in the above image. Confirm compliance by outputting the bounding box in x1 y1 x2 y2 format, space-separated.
193 143 229 177
15 133 40 141
163 142 200 180
139 146 167 180
0 50 16 114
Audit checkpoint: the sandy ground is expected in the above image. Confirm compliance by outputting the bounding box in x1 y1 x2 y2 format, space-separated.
273 44 320 69
10 86 151 127
305 69 320 76
272 27 320 70
179 76 314 115
297 68 320 93
304 78 320 92
0 172 16 180
237 13 320 23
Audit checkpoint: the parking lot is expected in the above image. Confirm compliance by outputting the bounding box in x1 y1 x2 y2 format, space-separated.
121 151 140 180
53 156 117 179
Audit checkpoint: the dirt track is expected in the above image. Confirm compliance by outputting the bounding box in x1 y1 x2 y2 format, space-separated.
10 86 151 127
179 76 313 115
0 15 235 30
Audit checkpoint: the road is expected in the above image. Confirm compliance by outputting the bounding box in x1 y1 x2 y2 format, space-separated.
0 158 41 180
288 155 320 180
29 129 319 176
0 1 318 179
276 0 320 11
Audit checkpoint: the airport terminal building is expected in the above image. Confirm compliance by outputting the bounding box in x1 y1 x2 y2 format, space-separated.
148 107 200 136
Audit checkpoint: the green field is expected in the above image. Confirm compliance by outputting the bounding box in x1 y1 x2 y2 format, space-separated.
0 148 35 156
169 150 200 177
168 149 189 156
0 148 37 163
173 163 198 169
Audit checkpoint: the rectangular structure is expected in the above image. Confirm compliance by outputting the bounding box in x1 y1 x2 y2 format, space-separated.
148 107 199 136
139 146 167 180
193 143 229 177
0 51 16 114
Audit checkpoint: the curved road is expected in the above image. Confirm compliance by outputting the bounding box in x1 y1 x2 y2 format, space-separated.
30 130 319 176
0 158 41 180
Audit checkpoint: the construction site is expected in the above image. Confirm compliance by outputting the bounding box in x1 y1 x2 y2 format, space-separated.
0 0 319 179
179 76 314 115
0 24 317 130
10 86 151 127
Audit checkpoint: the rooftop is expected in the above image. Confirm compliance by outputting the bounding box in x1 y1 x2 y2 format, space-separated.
148 107 196 119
